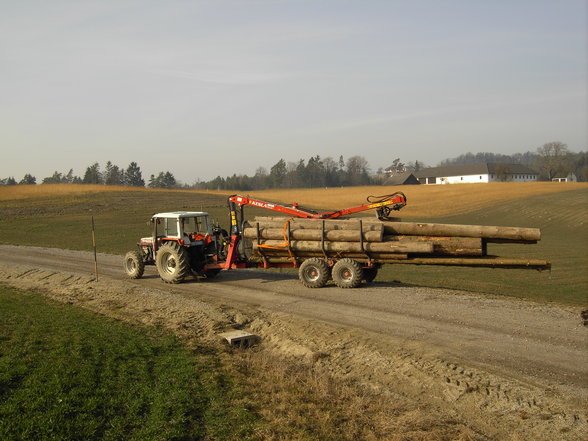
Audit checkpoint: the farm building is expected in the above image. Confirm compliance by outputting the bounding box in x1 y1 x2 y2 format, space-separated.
552 173 577 183
414 163 538 185
383 171 420 186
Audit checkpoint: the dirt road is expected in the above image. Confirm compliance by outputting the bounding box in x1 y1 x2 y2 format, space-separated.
0 244 586 440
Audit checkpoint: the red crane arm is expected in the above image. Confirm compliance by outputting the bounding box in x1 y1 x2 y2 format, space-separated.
227 192 406 220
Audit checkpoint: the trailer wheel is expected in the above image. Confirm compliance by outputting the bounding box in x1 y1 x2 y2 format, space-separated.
156 243 190 284
332 258 363 289
299 258 330 288
123 250 145 279
363 267 378 284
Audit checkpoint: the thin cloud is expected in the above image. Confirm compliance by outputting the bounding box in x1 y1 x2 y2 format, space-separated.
150 68 291 85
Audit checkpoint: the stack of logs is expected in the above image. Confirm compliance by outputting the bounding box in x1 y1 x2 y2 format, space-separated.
243 216 550 270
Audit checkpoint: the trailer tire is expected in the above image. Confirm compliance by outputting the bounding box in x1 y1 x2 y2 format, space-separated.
156 242 191 284
332 258 363 289
363 267 378 284
299 258 330 288
123 250 145 279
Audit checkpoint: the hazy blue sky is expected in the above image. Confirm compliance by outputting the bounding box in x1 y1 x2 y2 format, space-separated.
1 0 586 183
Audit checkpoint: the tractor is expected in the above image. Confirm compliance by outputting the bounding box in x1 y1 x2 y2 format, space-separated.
123 211 229 283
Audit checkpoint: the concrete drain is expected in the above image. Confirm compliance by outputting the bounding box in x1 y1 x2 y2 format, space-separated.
218 330 259 348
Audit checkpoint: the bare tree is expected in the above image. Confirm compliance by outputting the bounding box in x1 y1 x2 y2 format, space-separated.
535 142 570 180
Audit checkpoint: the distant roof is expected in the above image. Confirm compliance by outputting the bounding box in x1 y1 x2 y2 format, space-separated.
383 171 420 185
414 163 538 178
152 211 208 218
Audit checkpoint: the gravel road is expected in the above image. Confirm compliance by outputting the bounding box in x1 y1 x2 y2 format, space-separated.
0 244 586 440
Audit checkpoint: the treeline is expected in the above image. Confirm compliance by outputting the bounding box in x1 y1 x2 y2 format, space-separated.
0 161 180 189
194 155 374 191
1 142 586 188
440 143 588 181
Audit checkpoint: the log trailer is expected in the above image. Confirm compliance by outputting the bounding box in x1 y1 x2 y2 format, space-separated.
123 192 550 288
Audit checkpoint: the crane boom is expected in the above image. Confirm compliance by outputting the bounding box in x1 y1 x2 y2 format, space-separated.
227 192 406 220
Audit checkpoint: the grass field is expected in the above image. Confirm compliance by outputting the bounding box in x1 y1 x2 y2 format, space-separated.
0 183 586 306
0 285 256 441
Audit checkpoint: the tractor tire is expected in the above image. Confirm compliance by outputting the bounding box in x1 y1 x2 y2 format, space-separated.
298 258 330 288
123 250 145 279
332 258 363 289
155 242 191 284
204 268 222 279
363 267 378 284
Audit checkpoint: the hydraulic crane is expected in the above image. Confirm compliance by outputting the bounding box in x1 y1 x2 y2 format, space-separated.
227 192 406 232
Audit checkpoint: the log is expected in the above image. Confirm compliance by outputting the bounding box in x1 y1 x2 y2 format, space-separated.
364 219 541 241
252 239 433 254
252 216 541 242
249 217 383 231
246 255 550 269
247 255 409 264
249 249 410 260
243 227 383 242
383 236 484 256
393 257 551 271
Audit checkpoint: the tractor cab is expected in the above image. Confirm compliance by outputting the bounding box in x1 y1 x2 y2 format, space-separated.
143 211 212 247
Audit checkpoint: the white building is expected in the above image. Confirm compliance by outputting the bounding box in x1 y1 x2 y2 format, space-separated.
552 173 577 183
414 163 539 185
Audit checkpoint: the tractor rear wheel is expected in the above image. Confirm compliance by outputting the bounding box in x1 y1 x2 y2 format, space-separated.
332 258 363 289
299 258 330 288
123 250 145 279
156 242 191 284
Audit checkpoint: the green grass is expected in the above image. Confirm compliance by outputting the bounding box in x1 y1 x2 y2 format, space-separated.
0 284 257 441
0 188 586 306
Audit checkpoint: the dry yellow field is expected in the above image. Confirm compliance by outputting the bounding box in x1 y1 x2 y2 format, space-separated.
1 182 586 218
246 182 588 218
0 184 201 201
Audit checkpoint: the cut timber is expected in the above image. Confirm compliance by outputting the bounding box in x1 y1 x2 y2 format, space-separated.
247 255 409 264
252 216 541 242
394 257 551 270
252 239 433 254
243 227 383 242
249 251 409 260
249 218 384 232
366 220 541 242
384 236 484 256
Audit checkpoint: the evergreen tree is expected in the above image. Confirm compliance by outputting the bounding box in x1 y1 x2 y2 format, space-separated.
19 174 37 185
104 161 124 185
42 171 64 184
83 163 103 184
124 162 145 187
148 171 177 188
269 159 287 188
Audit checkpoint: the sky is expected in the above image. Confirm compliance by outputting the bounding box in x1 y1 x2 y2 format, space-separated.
0 0 586 184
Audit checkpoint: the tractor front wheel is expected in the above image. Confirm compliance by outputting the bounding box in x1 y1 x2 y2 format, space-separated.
156 243 191 284
123 250 145 279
